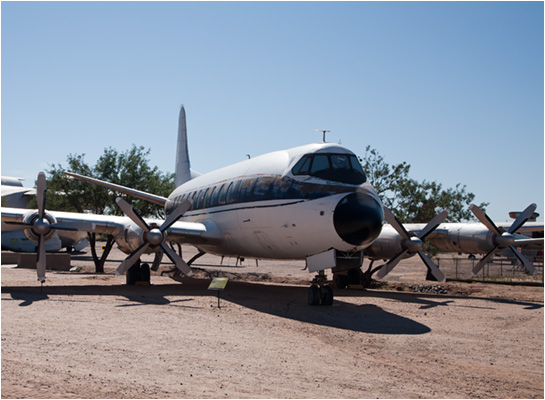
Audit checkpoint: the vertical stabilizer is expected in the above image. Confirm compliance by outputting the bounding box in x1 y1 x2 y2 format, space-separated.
175 105 192 187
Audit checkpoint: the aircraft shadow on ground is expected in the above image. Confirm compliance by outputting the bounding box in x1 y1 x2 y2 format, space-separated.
2 278 542 334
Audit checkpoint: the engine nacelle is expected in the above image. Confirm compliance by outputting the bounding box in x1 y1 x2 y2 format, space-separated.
22 211 57 242
113 221 165 255
426 224 496 255
365 226 405 261
365 223 499 260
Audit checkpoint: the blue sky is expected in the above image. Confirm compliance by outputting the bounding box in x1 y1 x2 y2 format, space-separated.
2 1 543 222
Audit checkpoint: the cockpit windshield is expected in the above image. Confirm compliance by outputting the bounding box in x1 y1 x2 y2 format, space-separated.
291 153 367 185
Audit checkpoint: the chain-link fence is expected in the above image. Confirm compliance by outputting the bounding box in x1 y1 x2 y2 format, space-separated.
433 254 544 284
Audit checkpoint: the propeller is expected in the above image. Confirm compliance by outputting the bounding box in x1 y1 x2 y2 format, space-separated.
469 203 537 276
376 208 449 282
4 172 95 282
114 197 193 277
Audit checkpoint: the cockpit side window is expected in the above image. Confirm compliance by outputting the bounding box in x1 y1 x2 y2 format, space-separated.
292 155 312 175
349 155 366 175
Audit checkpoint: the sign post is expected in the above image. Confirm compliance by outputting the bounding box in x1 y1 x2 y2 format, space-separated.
207 277 229 308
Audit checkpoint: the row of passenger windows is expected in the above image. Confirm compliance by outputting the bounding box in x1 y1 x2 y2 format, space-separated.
180 176 287 211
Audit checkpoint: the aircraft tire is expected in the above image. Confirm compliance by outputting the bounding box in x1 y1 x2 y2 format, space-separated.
126 264 139 285
308 285 321 306
140 263 151 283
333 274 349 290
321 285 334 306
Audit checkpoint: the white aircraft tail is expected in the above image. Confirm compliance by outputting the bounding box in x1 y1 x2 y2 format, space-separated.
175 105 200 187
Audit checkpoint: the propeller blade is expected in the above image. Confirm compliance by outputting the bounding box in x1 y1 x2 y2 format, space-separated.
376 249 409 279
378 208 448 281
508 203 537 234
161 243 193 276
472 245 499 276
115 243 150 276
51 221 96 232
383 207 410 240
151 250 164 271
470 204 501 236
36 172 47 219
3 221 33 227
115 197 150 232
418 251 446 282
36 235 46 282
160 200 192 232
509 245 537 275
418 210 449 240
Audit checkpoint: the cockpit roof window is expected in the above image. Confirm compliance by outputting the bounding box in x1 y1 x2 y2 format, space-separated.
292 153 366 185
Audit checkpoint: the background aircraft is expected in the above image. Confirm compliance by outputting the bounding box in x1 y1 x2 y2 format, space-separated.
2 106 542 305
1 176 89 253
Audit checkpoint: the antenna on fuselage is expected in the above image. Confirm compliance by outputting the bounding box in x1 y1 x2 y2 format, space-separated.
313 129 330 143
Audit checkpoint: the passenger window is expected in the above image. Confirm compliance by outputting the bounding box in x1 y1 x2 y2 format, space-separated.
187 192 194 210
208 185 218 207
227 180 242 204
253 176 275 201
192 190 202 210
218 183 227 205
239 178 257 203
226 182 234 204
202 188 210 209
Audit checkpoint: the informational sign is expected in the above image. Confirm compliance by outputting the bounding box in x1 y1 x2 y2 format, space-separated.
208 277 229 308
208 277 229 291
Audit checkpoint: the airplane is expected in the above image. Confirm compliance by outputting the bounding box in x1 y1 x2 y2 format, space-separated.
2 176 36 208
1 176 89 253
2 106 542 306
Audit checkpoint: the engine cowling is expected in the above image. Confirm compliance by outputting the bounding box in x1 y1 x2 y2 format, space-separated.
113 222 148 255
426 225 496 255
22 210 57 243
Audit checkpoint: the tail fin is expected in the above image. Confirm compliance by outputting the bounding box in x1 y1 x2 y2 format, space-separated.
175 105 198 187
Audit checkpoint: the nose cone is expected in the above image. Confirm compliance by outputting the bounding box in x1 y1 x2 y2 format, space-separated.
334 192 384 247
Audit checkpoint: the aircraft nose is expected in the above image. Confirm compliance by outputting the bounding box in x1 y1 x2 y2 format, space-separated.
334 192 384 247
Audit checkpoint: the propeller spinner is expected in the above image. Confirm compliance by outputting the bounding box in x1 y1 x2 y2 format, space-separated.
376 207 448 282
469 203 537 276
114 197 193 277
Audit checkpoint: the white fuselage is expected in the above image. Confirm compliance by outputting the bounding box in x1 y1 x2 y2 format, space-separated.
166 143 384 260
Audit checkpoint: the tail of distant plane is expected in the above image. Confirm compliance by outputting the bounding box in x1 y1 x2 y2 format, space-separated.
175 105 200 187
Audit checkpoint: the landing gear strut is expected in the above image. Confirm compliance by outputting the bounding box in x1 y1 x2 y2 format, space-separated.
308 270 334 306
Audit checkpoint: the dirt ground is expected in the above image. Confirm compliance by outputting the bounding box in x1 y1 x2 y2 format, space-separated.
2 245 544 399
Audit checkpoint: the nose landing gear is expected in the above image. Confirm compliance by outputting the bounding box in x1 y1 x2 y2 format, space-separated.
308 271 334 306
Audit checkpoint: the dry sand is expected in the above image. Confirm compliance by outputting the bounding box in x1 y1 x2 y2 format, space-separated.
2 245 543 398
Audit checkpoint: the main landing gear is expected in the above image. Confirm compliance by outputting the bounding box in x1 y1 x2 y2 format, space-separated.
308 270 334 306
126 260 151 285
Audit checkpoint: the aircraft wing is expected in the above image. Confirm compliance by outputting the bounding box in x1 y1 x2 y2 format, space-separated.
1 186 36 197
497 221 543 233
1 207 219 247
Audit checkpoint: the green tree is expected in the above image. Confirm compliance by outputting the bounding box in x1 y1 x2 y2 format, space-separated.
36 145 174 218
360 146 488 223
